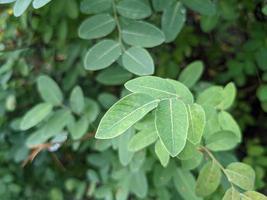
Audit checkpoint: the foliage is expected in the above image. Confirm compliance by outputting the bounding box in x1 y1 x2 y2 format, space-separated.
0 0 267 199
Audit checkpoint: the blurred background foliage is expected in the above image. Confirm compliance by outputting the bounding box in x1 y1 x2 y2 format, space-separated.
0 0 267 199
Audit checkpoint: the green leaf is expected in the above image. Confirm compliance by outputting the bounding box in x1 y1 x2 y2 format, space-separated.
26 129 49 147
225 162 255 191
187 103 205 144
181 0 216 16
205 131 239 151
152 0 174 12
155 140 170 167
78 14 116 40
37 75 63 106
0 0 16 3
222 187 240 200
84 40 122 70
200 14 219 32
117 0 152 19
262 5 267 15
155 98 188 157
130 171 148 198
128 129 158 152
80 0 112 14
69 116 89 140
122 47 154 75
20 103 53 130
177 140 198 160
242 191 267 200
257 84 267 102
166 79 194 104
84 98 100 123
161 1 186 42
219 82 237 110
181 151 203 170
173 169 202 200
32 0 52 9
95 93 159 139
125 76 177 99
70 86 85 114
13 0 32 17
179 61 204 88
195 161 222 197
122 21 165 48
119 128 134 166
218 111 241 141
197 86 224 108
98 93 118 109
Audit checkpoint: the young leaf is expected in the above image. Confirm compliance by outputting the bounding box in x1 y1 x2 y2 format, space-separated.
128 129 158 152
95 93 159 139
84 40 122 70
37 75 63 106
173 169 202 200
70 86 85 114
80 0 112 14
222 187 240 200
117 0 152 19
195 160 222 197
161 1 186 42
20 103 53 130
122 21 165 48
125 76 177 99
242 191 267 200
32 0 52 9
13 0 32 17
225 162 255 191
155 140 170 167
78 14 116 40
205 131 239 151
181 0 216 16
122 47 154 75
178 61 204 88
119 128 134 166
155 98 188 157
187 103 206 144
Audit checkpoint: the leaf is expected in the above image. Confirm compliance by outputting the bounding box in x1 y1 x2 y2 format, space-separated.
117 0 152 19
125 76 177 99
166 79 194 104
84 40 122 70
205 131 239 151
195 161 222 197
0 0 16 3
32 0 52 9
98 93 118 109
70 86 85 114
20 103 53 130
155 140 170 167
181 151 203 170
96 65 133 86
219 82 237 110
84 98 100 123
177 140 198 160
173 169 202 200
222 187 240 200
178 61 204 88
122 21 165 48
95 93 159 139
197 86 224 108
26 129 49 147
130 171 148 198
37 75 63 106
152 0 175 12
80 0 112 14
181 0 216 16
13 0 32 17
128 129 158 152
119 128 134 166
187 103 206 144
242 191 267 200
122 47 154 75
225 162 255 191
78 14 116 40
69 116 89 140
161 1 186 42
155 98 188 157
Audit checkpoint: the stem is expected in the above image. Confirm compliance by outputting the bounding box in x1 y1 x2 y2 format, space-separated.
112 0 125 51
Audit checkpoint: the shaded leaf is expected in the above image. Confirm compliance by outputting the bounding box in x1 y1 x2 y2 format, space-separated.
155 140 170 167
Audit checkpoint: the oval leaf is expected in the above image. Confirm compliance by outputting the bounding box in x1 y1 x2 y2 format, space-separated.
155 140 170 167
32 0 51 9
80 0 112 14
13 0 32 17
222 187 240 200
70 86 85 114
181 0 216 16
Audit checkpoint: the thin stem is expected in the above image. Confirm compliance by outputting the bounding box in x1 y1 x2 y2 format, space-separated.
112 0 125 51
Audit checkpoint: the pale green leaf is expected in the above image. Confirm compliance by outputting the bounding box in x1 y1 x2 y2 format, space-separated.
181 0 216 16
195 160 222 197
119 128 134 166
117 0 152 19
13 0 32 17
197 86 224 107
155 140 170 167
122 21 165 48
26 129 49 148
70 86 85 114
32 0 52 9
242 191 267 200
95 93 159 139
84 98 100 123
181 151 203 170
187 103 205 144
0 0 16 3
177 140 198 160
84 40 122 70
219 82 237 110
155 98 188 157
122 47 154 75
225 162 255 191
152 0 174 12
69 116 89 140
130 171 148 198
78 14 116 40
179 61 204 88
37 75 63 106
80 0 112 14
20 103 53 130
222 187 240 200
162 1 186 42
